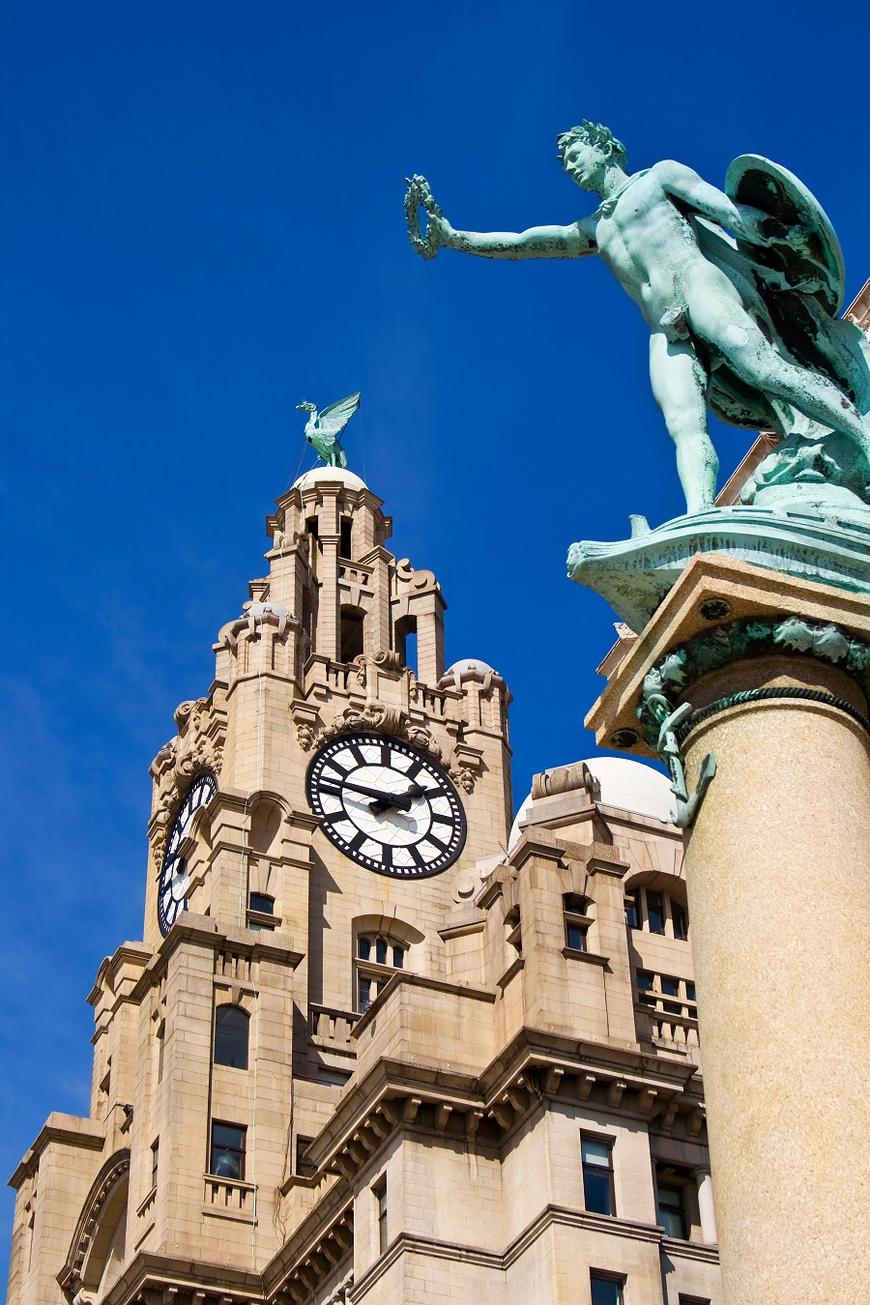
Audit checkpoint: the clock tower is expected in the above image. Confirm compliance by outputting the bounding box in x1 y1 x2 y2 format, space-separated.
8 461 719 1305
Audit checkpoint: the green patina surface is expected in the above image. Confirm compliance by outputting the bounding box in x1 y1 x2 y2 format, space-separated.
296 393 361 469
406 123 870 517
637 614 870 747
407 123 870 612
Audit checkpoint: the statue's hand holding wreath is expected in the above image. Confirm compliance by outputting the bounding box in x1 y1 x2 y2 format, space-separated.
404 175 454 259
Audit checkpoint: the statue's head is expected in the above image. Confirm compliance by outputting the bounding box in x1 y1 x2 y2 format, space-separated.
296 401 317 413
557 120 627 191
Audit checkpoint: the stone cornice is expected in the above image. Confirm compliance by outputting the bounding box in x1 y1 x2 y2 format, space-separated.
100 1250 264 1305
350 970 494 1040
8 1114 104 1188
350 1204 688 1300
129 915 303 1002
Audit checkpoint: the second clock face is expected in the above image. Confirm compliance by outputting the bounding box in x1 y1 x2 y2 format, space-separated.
306 733 466 878
157 771 217 936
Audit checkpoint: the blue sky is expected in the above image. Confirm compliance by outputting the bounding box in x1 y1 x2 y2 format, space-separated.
2 0 868 1275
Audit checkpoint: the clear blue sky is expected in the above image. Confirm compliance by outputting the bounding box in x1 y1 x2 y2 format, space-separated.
2 0 867 1275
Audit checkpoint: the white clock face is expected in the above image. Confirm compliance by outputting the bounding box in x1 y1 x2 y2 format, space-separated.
157 772 217 936
306 734 466 878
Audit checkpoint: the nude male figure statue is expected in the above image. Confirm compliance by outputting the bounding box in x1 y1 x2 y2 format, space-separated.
405 122 870 514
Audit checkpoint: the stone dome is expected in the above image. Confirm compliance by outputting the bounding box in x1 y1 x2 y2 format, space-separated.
508 755 674 848
445 658 497 677
293 466 368 492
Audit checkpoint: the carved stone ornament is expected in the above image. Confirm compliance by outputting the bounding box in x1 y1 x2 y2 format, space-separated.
637 614 870 746
531 761 601 802
149 697 224 863
219 600 298 650
311 699 444 760
448 742 485 794
394 557 441 594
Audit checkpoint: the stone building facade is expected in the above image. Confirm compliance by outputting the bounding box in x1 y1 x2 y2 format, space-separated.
7 466 720 1305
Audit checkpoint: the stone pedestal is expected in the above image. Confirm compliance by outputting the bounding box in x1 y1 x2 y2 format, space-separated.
588 555 870 1305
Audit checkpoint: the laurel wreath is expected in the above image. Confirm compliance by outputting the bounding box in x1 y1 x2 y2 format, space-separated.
404 175 442 260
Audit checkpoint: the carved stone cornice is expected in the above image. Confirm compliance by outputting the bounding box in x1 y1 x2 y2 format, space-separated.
298 696 445 762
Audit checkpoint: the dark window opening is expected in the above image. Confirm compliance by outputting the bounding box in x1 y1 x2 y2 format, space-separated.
566 921 588 950
505 905 522 958
625 890 641 929
590 1272 624 1305
658 1182 688 1238
374 1176 388 1254
581 1135 615 1216
339 516 353 558
305 515 319 538
340 607 365 662
150 1138 159 1189
355 933 409 1013
563 893 591 952
661 976 681 1015
672 900 689 940
249 892 274 915
646 890 665 934
210 1121 246 1180
636 970 656 1006
214 1005 250 1070
395 615 418 676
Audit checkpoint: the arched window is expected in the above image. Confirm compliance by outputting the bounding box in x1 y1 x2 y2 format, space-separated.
214 1005 250 1070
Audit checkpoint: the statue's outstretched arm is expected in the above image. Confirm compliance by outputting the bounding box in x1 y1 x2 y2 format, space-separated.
405 178 596 261
658 161 781 246
444 219 596 260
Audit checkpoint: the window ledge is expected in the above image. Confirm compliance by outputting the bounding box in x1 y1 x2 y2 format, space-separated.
247 909 281 929
562 947 609 966
202 1202 257 1225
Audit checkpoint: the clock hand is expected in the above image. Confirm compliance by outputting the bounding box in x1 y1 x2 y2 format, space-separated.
342 780 415 811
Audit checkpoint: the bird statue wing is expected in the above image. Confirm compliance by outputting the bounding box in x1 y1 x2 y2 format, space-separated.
316 392 361 439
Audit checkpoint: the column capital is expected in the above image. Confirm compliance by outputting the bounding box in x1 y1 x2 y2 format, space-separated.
587 554 870 756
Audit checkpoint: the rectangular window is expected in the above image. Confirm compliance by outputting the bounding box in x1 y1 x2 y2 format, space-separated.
209 1122 246 1181
658 1181 687 1237
150 1138 159 1189
564 893 591 951
249 892 274 915
373 1176 388 1254
672 900 689 940
661 976 681 1015
566 920 588 951
646 890 665 934
636 970 656 1006
392 946 404 968
358 975 373 1014
581 1135 615 1216
625 890 641 929
590 1273 624 1305
679 1297 710 1305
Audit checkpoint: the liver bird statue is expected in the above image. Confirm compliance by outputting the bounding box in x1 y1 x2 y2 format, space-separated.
295 392 361 469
